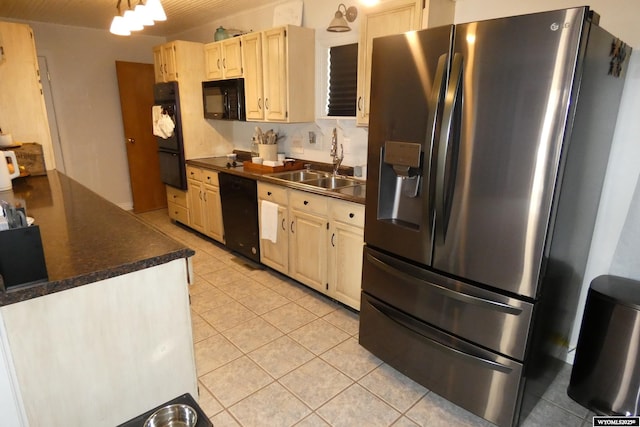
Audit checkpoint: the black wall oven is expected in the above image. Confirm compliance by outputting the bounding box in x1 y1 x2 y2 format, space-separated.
153 82 187 190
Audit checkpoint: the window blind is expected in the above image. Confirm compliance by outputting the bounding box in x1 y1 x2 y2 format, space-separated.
327 43 358 117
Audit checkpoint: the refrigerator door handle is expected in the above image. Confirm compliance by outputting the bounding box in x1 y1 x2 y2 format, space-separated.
435 52 463 242
367 297 513 374
425 53 449 225
367 252 523 316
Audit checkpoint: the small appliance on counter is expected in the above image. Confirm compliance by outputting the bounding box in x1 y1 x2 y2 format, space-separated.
0 199 48 290
0 151 20 191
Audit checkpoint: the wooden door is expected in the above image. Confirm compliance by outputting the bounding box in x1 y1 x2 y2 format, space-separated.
222 38 243 78
330 221 364 310
204 42 223 80
115 61 167 213
242 32 264 120
262 27 288 121
204 183 225 243
356 0 422 126
289 208 327 293
152 46 165 82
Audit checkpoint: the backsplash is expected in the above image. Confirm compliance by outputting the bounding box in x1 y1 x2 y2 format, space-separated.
206 118 369 172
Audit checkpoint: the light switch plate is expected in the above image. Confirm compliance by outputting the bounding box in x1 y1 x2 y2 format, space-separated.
342 137 351 154
291 135 304 154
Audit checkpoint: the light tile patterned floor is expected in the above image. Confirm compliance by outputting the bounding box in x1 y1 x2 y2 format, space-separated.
138 209 596 427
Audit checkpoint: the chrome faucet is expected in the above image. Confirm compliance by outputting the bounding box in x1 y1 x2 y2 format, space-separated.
330 128 344 176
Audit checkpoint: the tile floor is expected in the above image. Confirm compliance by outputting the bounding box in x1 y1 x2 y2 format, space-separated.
138 209 596 427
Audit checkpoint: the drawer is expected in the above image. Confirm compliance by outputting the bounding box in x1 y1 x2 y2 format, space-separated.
186 166 202 181
331 199 364 228
258 182 288 205
166 186 188 208
362 246 534 360
202 170 219 186
360 293 523 427
167 203 189 224
289 189 327 216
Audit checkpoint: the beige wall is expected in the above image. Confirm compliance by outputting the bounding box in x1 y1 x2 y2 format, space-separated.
454 0 640 47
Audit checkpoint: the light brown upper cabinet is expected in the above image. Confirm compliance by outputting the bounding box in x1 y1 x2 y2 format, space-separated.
356 0 422 126
242 25 315 123
153 40 204 83
204 37 243 81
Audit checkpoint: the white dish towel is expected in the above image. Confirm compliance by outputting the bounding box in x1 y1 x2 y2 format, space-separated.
152 106 175 138
260 200 279 243
152 106 163 137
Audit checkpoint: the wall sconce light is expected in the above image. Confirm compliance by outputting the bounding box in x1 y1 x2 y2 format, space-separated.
110 0 166 36
327 4 358 32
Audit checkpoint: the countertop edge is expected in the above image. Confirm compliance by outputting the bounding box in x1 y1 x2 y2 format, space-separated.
0 248 195 306
186 158 366 205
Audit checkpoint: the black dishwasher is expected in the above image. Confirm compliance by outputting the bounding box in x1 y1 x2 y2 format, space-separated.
218 172 260 262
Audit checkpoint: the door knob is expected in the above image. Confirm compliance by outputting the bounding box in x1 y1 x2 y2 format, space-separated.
127 138 135 144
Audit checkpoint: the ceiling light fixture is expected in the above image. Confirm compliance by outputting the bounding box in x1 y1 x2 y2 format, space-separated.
327 4 358 32
134 1 155 27
110 0 166 36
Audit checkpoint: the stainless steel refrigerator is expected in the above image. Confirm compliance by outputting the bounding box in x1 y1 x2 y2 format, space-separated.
359 7 631 427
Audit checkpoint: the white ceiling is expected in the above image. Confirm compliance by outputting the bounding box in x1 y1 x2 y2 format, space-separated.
0 0 267 37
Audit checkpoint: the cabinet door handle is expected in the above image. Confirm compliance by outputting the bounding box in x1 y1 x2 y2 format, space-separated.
357 96 363 111
203 192 207 202
281 218 286 231
265 98 269 110
199 190 203 200
258 98 263 109
223 58 226 69
217 58 221 70
331 233 335 247
290 221 295 233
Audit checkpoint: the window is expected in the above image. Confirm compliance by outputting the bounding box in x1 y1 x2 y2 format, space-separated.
326 43 358 117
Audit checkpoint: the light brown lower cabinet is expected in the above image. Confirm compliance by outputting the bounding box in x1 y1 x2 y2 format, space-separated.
166 185 189 224
258 182 364 310
186 166 224 243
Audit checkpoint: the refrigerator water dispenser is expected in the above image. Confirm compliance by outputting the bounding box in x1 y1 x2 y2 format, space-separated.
377 141 423 229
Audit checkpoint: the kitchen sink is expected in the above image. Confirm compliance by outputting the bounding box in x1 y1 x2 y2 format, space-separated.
268 170 329 182
302 177 359 190
266 169 361 190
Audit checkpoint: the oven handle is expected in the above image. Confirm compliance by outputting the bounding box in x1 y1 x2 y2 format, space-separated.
367 297 513 374
367 252 522 316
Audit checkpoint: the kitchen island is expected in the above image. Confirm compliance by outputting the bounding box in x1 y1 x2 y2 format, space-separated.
0 171 197 426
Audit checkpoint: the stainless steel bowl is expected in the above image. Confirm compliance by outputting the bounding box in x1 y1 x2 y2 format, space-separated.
143 403 198 427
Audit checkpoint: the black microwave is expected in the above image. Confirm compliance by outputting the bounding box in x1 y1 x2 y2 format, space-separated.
202 78 246 121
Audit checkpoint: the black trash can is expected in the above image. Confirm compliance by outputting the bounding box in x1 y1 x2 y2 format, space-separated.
568 275 640 415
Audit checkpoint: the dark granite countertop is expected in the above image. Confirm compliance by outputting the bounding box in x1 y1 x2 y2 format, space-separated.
187 156 366 204
0 171 194 306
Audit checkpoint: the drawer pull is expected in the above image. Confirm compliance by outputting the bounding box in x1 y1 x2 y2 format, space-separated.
303 200 309 205
268 191 272 196
367 252 523 316
349 213 355 218
368 298 513 374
